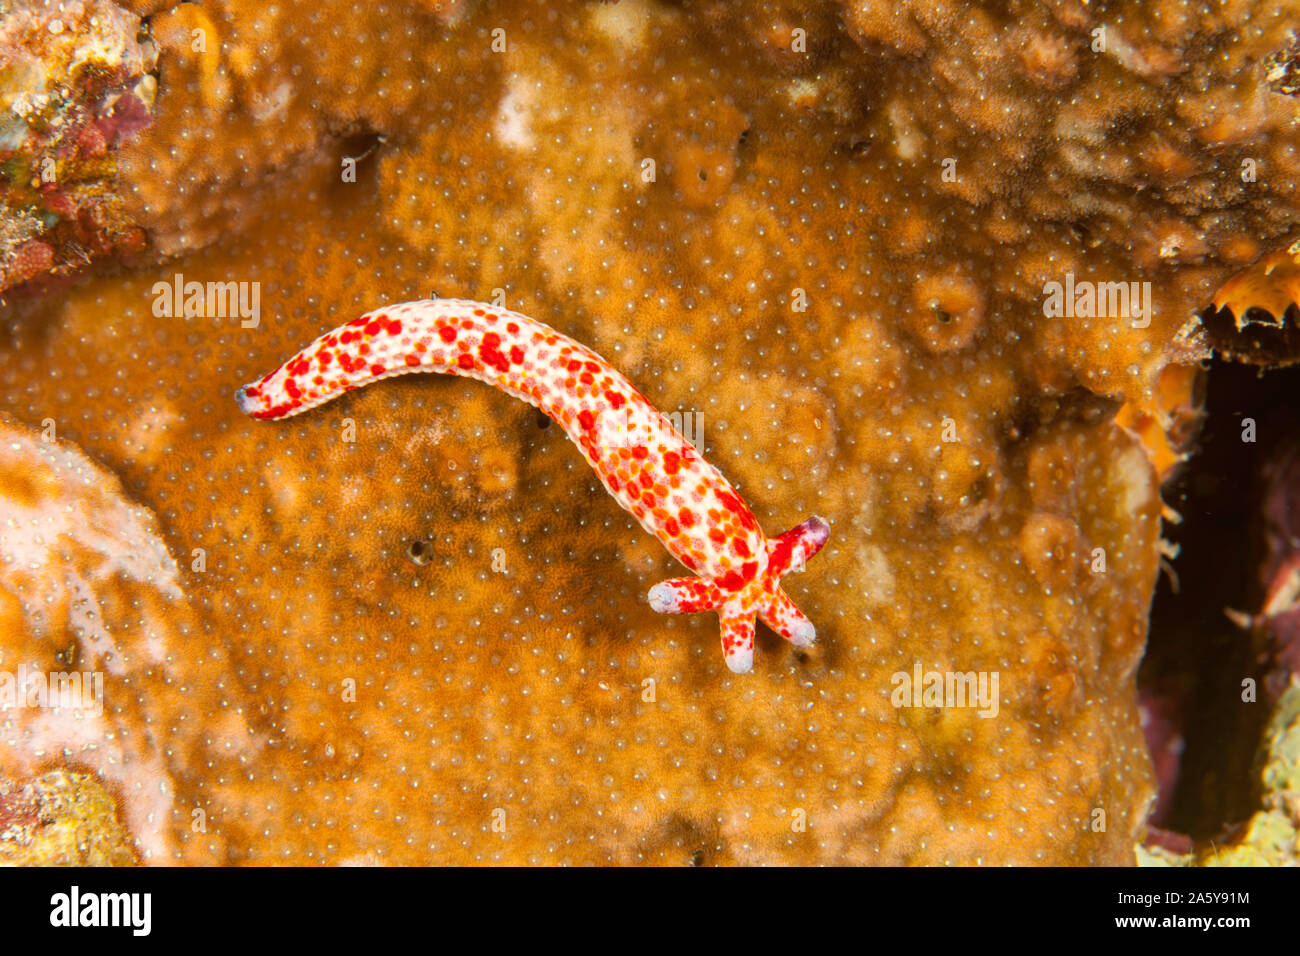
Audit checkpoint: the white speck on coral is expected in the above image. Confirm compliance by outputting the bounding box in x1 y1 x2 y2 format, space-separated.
493 74 536 150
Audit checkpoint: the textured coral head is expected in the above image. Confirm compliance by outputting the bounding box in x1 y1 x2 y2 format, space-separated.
649 514 831 674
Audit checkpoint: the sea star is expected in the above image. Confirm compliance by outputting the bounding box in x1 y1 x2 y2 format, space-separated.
235 298 830 673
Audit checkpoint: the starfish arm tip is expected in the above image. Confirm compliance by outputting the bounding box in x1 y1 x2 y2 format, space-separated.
789 621 816 647
647 582 679 613
725 653 754 675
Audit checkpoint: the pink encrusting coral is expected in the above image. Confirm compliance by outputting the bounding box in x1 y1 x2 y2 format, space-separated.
238 299 831 673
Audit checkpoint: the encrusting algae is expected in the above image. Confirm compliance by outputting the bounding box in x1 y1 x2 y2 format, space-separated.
0 768 138 866
1 0 1299 864
0 0 155 293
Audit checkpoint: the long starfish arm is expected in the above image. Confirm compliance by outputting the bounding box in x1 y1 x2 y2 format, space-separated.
236 298 763 581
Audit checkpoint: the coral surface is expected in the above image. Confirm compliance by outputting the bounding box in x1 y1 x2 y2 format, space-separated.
2 0 1299 865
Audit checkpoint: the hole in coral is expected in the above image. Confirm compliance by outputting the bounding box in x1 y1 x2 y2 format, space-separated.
1141 359 1300 840
697 167 708 182
964 472 993 508
535 411 551 429
688 848 705 866
407 540 430 565
1069 220 1100 249
337 130 387 178
1002 386 1115 446
54 641 77 669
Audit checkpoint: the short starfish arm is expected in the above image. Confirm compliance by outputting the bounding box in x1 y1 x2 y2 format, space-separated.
720 613 757 674
767 516 831 578
759 586 817 647
648 577 727 614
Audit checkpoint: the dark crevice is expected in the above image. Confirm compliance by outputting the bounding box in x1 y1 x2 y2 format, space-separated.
1140 359 1300 838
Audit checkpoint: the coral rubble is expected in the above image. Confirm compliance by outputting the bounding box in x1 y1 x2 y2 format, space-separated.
0 768 137 865
0 0 156 297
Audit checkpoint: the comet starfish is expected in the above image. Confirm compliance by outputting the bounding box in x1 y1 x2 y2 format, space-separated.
235 299 830 673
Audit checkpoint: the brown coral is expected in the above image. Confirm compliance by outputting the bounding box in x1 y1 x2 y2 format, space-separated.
3 0 1297 865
